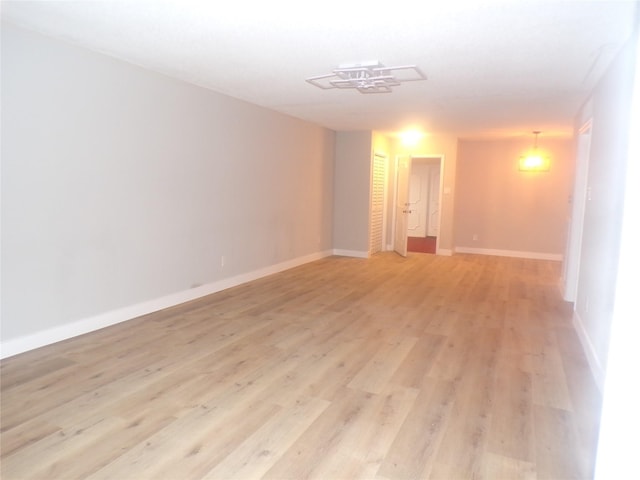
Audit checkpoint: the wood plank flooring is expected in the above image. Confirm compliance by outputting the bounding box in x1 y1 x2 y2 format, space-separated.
0 253 601 479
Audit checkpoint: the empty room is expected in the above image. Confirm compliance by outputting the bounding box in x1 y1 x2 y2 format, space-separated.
1 1 639 479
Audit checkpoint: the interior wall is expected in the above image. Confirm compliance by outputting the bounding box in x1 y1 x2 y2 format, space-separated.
454 138 574 257
1 23 335 344
573 32 637 383
332 131 373 255
594 10 639 476
395 134 457 253
371 131 391 158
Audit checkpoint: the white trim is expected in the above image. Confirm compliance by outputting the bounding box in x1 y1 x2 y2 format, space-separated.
0 250 333 359
573 310 605 392
562 121 592 301
436 248 453 256
332 249 369 258
454 246 562 261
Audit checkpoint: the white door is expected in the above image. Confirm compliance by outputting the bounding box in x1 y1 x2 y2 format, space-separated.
394 156 411 257
427 165 441 237
408 165 429 237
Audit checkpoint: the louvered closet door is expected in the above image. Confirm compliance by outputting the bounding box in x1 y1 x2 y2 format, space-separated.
370 153 386 255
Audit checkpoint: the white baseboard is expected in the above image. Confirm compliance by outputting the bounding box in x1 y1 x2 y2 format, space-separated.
332 249 369 258
455 246 563 261
1 250 333 359
338 247 453 257
573 310 605 392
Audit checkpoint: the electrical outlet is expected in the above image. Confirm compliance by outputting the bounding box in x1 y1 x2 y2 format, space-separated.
221 256 225 269
472 234 479 241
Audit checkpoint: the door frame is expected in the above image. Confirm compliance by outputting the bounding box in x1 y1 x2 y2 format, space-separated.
563 119 592 301
391 154 445 255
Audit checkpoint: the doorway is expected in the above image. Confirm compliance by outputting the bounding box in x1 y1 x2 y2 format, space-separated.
393 155 444 257
407 157 441 254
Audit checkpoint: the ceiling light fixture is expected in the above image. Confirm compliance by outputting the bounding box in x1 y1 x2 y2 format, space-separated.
400 130 425 146
519 131 550 172
306 61 426 94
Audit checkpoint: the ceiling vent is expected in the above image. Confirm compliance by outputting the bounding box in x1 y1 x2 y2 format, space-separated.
306 61 426 94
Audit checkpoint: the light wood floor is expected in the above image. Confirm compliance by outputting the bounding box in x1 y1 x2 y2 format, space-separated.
1 253 601 480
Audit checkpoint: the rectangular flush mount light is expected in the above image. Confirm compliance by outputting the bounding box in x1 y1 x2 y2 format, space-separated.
306 61 426 94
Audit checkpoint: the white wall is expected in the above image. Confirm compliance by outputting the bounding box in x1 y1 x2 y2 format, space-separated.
1 23 335 351
332 131 372 256
572 31 637 386
455 138 574 259
594 11 639 478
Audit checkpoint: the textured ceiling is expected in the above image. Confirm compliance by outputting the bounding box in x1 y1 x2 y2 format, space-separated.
2 0 637 139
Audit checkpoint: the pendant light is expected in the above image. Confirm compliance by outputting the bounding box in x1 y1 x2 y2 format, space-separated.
519 131 550 171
